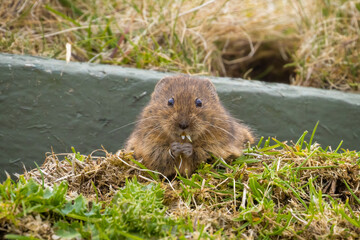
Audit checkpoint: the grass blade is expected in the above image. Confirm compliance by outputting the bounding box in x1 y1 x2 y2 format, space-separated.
343 180 360 205
334 140 343 153
45 5 81 26
295 130 308 150
308 121 319 151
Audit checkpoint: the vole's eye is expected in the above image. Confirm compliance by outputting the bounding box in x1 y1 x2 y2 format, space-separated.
195 98 202 107
168 97 175 107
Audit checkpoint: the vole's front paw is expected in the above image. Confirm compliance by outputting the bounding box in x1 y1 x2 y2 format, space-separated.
170 142 193 158
170 142 183 157
181 143 193 157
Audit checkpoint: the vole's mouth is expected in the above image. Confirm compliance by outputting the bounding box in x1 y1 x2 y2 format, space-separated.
180 132 192 143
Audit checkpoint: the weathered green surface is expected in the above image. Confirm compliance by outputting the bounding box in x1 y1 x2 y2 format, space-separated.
0 53 359 180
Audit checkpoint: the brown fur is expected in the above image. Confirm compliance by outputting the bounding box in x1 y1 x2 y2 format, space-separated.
125 75 254 177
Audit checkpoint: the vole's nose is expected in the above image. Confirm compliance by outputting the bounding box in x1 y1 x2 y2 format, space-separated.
179 122 189 130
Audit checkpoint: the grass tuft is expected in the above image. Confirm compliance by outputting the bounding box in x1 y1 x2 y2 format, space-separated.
1 129 359 238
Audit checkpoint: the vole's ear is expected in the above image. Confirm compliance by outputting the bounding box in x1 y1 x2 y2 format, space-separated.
202 78 219 101
154 76 172 92
202 78 216 93
152 75 182 99
152 76 172 100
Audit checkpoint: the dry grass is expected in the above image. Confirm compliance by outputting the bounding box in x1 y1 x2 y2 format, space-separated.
1 0 359 90
292 0 360 91
23 148 139 202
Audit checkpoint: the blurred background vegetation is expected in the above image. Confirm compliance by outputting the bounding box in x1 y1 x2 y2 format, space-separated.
1 0 359 91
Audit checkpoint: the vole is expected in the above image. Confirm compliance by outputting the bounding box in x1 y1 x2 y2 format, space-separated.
125 75 254 177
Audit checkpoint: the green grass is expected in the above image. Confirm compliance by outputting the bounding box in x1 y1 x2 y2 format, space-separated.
1 127 359 239
0 177 186 239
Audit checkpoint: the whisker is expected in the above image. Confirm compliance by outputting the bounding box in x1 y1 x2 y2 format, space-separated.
202 127 217 140
212 117 236 124
143 125 162 139
202 120 236 139
108 116 159 133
